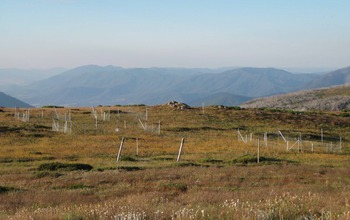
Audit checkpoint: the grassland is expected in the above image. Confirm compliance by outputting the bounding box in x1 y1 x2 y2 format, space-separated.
0 105 350 219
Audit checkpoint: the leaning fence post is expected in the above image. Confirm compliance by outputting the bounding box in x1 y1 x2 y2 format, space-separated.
257 139 260 163
177 138 185 162
136 138 139 156
117 137 125 162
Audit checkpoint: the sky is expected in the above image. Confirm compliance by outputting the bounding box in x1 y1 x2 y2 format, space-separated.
1 0 350 70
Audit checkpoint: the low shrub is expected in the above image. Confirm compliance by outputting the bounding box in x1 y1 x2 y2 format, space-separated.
231 155 258 164
174 162 201 167
232 155 287 164
201 158 223 163
159 183 188 192
118 166 143 171
38 162 93 171
228 106 242 110
41 105 64 108
0 186 16 194
119 156 137 161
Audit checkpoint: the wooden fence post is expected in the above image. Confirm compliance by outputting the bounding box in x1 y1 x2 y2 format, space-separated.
257 139 260 163
177 138 185 162
117 137 125 162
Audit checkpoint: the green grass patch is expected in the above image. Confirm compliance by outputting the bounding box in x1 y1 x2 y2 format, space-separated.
201 158 223 163
173 162 202 167
117 166 143 171
119 156 137 162
231 155 288 164
151 156 174 161
0 158 13 163
38 162 93 171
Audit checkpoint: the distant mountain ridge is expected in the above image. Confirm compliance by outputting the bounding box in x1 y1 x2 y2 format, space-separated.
1 65 320 106
0 91 33 108
0 68 67 86
241 84 350 111
1 65 344 107
308 66 350 89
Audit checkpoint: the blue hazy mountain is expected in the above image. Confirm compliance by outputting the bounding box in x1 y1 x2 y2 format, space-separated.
308 66 350 89
0 91 33 108
2 65 322 107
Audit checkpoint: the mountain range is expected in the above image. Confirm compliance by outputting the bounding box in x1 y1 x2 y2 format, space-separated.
0 68 67 86
0 91 33 108
0 65 350 107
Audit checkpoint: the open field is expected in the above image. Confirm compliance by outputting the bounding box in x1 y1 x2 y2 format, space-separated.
1 105 350 219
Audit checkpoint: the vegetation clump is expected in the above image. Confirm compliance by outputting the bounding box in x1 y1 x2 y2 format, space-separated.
41 105 64 108
38 162 93 171
232 155 286 164
0 186 16 194
201 158 223 163
159 182 188 192
117 166 143 171
119 156 137 162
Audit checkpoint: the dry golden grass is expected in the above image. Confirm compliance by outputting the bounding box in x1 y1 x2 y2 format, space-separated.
0 106 350 219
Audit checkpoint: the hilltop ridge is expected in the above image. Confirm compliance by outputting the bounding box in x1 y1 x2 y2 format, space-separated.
241 84 350 111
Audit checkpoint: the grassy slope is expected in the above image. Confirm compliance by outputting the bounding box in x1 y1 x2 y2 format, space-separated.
241 84 350 111
0 106 350 219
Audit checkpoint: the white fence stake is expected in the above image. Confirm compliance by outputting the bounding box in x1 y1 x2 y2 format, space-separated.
237 129 247 144
95 115 98 129
138 119 146 130
177 138 185 162
117 137 125 162
136 138 139 156
257 139 260 163
158 120 161 135
278 130 287 143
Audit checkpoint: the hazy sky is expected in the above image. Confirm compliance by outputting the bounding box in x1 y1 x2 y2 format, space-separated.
1 0 350 69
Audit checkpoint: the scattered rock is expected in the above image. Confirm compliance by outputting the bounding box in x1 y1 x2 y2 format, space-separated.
166 101 191 110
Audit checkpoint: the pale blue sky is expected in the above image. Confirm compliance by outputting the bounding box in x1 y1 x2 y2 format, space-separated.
1 0 349 69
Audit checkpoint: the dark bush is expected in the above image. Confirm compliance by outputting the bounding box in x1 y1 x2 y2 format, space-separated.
340 112 350 117
201 158 223 163
118 166 143 171
228 106 242 110
41 105 64 108
0 186 15 194
38 162 93 171
232 155 287 164
119 156 137 161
